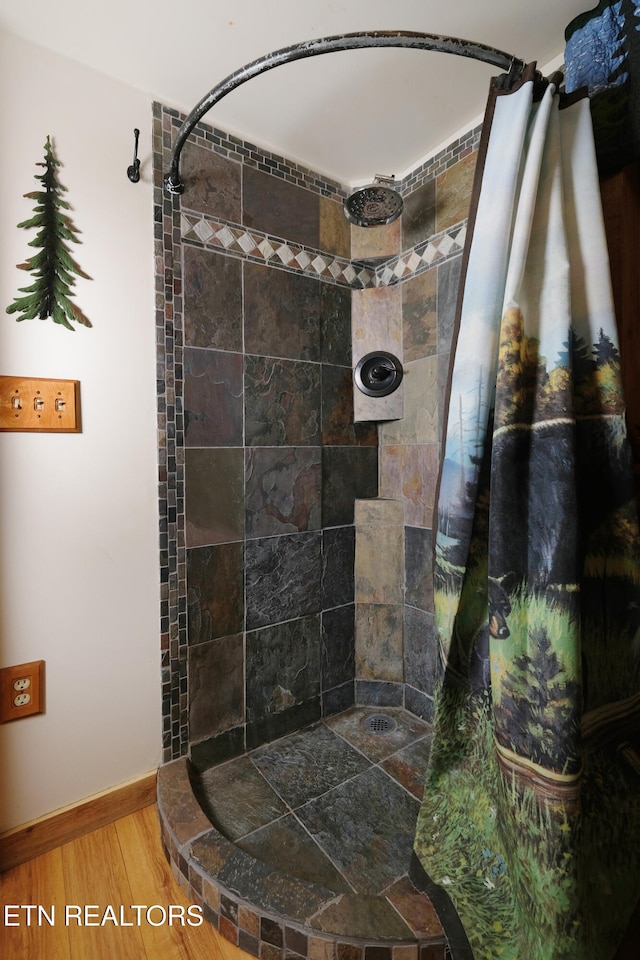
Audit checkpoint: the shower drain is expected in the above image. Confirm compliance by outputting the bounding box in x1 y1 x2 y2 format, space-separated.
362 714 397 735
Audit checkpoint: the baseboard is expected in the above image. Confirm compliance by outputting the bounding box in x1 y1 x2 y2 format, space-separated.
0 769 157 873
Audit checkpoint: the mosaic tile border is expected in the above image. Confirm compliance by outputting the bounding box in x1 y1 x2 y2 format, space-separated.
154 102 189 763
163 107 480 202
181 211 466 290
158 758 450 960
398 125 482 196
164 107 347 200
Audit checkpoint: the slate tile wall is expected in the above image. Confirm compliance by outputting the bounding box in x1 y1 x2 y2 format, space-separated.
354 498 404 706
155 101 480 762
382 155 475 723
163 119 378 763
349 146 476 722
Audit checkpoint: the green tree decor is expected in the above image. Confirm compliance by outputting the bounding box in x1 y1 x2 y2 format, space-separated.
7 137 92 331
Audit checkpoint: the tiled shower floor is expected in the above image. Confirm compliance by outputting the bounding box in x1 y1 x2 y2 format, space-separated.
183 706 452 957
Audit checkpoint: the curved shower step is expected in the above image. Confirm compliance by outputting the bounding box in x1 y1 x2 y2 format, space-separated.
157 712 451 960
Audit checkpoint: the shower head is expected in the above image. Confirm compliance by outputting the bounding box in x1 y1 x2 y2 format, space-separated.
343 176 403 227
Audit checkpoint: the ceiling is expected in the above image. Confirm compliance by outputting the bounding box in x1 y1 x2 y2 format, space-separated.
0 0 589 185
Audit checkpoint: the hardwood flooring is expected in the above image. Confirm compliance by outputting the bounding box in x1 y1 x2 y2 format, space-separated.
0 804 248 960
1 802 637 960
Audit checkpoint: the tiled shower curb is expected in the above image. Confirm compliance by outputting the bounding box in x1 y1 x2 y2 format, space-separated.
158 758 450 960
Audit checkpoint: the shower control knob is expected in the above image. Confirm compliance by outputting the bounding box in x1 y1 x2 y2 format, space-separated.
354 351 404 397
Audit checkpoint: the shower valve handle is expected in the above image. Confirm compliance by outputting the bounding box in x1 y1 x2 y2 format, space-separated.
354 351 404 397
369 363 392 381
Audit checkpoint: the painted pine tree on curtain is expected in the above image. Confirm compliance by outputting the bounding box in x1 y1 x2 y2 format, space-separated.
413 67 640 960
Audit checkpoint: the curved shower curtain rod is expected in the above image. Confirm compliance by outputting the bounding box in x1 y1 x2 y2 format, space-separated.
163 30 529 194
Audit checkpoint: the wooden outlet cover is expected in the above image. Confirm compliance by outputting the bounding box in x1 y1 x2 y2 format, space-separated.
0 660 45 723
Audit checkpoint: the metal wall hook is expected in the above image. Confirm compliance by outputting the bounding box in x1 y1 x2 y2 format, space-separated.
127 128 141 183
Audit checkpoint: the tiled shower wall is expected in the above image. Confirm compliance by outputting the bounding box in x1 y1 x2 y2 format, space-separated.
154 100 480 763
350 150 478 722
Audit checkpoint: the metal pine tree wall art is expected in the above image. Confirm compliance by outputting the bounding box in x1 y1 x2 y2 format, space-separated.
7 136 92 331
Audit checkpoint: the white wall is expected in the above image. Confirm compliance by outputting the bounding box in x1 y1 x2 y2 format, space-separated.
0 30 161 830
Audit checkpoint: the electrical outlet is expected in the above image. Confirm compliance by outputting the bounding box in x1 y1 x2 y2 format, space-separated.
0 661 45 723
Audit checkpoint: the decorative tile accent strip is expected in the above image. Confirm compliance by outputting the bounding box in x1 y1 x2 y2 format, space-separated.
181 212 465 290
181 212 376 288
376 225 467 286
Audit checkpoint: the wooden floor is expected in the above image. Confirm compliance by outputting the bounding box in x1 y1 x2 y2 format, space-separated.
1 802 637 960
0 804 249 960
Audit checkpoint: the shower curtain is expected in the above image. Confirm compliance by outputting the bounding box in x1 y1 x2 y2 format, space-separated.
413 66 640 960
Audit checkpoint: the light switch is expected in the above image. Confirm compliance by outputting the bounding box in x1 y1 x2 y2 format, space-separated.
0 376 81 432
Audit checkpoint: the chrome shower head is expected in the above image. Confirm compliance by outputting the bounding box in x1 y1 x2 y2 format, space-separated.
343 175 403 227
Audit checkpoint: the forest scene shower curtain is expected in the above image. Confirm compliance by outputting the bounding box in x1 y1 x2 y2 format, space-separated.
413 68 640 960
